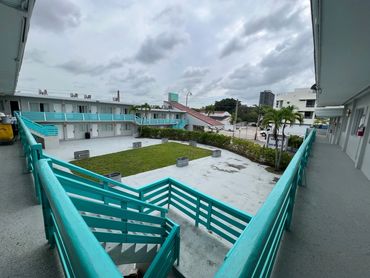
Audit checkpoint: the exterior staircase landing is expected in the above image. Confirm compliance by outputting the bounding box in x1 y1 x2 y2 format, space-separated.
167 210 232 278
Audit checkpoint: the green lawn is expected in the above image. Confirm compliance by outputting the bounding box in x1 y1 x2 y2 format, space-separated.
70 142 212 177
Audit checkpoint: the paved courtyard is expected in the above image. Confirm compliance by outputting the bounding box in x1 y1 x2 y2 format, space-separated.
46 136 280 214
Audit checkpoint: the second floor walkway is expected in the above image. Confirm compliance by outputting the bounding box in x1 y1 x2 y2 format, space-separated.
272 136 370 277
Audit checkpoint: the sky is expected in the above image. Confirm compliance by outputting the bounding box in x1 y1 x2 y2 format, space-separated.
17 0 315 108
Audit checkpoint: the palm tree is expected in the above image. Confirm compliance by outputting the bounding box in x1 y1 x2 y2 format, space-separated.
205 104 215 116
254 104 266 140
278 106 303 167
140 103 151 120
262 107 283 170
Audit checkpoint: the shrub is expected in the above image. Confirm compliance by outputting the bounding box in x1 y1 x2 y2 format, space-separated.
288 135 304 149
140 127 294 170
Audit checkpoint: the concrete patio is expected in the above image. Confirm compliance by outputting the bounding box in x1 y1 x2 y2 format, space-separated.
272 136 370 278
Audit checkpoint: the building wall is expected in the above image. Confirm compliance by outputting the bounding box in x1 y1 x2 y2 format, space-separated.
329 91 370 180
275 88 317 125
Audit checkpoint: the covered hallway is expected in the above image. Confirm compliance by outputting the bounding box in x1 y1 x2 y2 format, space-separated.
0 142 63 277
272 136 370 277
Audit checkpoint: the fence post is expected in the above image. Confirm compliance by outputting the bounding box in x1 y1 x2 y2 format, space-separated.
103 181 109 205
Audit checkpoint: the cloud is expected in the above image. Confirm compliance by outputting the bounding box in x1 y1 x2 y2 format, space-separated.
111 69 156 89
135 32 188 64
219 37 246 58
182 67 209 78
223 29 312 91
32 0 81 32
57 58 128 76
153 5 185 25
219 3 304 58
24 49 47 64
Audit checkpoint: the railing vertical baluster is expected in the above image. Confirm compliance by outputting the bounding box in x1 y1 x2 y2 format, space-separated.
207 202 212 230
195 197 201 227
31 143 43 203
121 201 128 240
103 181 109 204
167 182 172 209
285 171 299 230
41 186 55 248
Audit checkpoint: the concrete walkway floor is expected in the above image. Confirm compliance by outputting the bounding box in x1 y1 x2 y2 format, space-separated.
0 142 63 277
272 136 370 278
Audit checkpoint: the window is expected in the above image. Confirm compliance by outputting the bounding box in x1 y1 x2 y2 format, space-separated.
304 111 314 119
306 100 316 107
78 105 88 113
153 113 158 119
101 124 113 131
40 103 49 112
175 114 180 119
351 108 365 135
30 102 39 111
100 106 113 114
0 100 4 111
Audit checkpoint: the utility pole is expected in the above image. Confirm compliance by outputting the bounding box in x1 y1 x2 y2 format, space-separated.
232 99 239 138
185 90 192 107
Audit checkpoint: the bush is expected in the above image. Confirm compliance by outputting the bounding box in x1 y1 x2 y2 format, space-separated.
140 127 293 170
288 135 304 149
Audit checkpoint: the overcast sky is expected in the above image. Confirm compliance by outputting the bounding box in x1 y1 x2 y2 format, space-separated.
17 0 314 107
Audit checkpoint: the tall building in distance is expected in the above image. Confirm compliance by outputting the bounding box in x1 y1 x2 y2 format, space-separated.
259 90 275 107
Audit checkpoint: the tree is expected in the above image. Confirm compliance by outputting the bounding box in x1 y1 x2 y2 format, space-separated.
262 107 283 170
140 103 151 119
214 98 240 114
129 105 140 115
204 104 215 116
278 106 303 167
253 105 267 140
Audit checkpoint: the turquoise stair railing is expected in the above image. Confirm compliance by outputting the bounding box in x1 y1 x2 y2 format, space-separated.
16 111 317 277
16 112 58 137
16 113 180 278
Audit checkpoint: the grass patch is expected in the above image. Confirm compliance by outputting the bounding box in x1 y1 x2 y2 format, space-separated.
70 142 212 177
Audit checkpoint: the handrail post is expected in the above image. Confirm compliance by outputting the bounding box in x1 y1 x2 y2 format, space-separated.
40 185 55 247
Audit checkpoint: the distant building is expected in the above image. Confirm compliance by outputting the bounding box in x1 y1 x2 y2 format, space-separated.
201 111 231 125
259 90 275 107
275 88 316 125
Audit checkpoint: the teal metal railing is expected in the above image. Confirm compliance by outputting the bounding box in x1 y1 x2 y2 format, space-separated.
215 129 316 278
43 156 253 245
16 113 179 278
17 112 58 137
20 111 184 127
139 178 253 244
16 110 317 277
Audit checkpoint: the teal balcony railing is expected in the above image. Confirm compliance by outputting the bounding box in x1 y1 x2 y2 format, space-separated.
20 111 186 127
17 113 58 137
215 129 316 278
16 111 316 277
